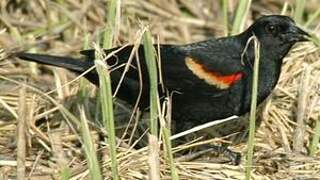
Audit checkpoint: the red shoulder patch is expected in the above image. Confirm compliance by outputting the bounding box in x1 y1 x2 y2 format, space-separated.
185 57 243 89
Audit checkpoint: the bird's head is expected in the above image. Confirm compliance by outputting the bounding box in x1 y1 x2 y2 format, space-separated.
245 15 309 47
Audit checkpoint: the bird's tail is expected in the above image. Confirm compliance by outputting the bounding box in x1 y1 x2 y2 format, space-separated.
15 52 92 72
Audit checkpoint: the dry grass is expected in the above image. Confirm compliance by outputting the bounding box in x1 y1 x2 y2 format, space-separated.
0 0 320 179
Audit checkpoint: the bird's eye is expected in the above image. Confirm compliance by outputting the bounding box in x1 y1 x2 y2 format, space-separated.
265 24 278 34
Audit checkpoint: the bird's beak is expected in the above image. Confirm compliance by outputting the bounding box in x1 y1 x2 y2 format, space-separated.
287 25 310 42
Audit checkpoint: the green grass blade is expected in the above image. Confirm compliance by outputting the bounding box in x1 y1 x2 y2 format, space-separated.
103 28 113 49
79 33 90 101
60 167 72 180
143 30 159 135
79 106 103 180
309 34 320 47
97 0 120 178
304 8 320 27
222 0 229 36
294 0 306 24
309 116 320 156
280 2 289 15
231 0 252 35
163 127 179 179
95 58 119 180
103 0 118 49
245 36 260 180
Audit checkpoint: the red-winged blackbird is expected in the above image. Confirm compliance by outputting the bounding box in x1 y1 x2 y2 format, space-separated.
16 15 309 133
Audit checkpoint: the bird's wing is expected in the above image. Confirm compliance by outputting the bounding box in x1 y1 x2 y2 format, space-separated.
181 38 246 74
170 39 247 92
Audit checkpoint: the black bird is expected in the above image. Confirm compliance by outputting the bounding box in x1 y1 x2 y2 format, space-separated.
16 15 309 133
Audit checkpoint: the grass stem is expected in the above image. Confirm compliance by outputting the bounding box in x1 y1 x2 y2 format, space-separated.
245 36 260 180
